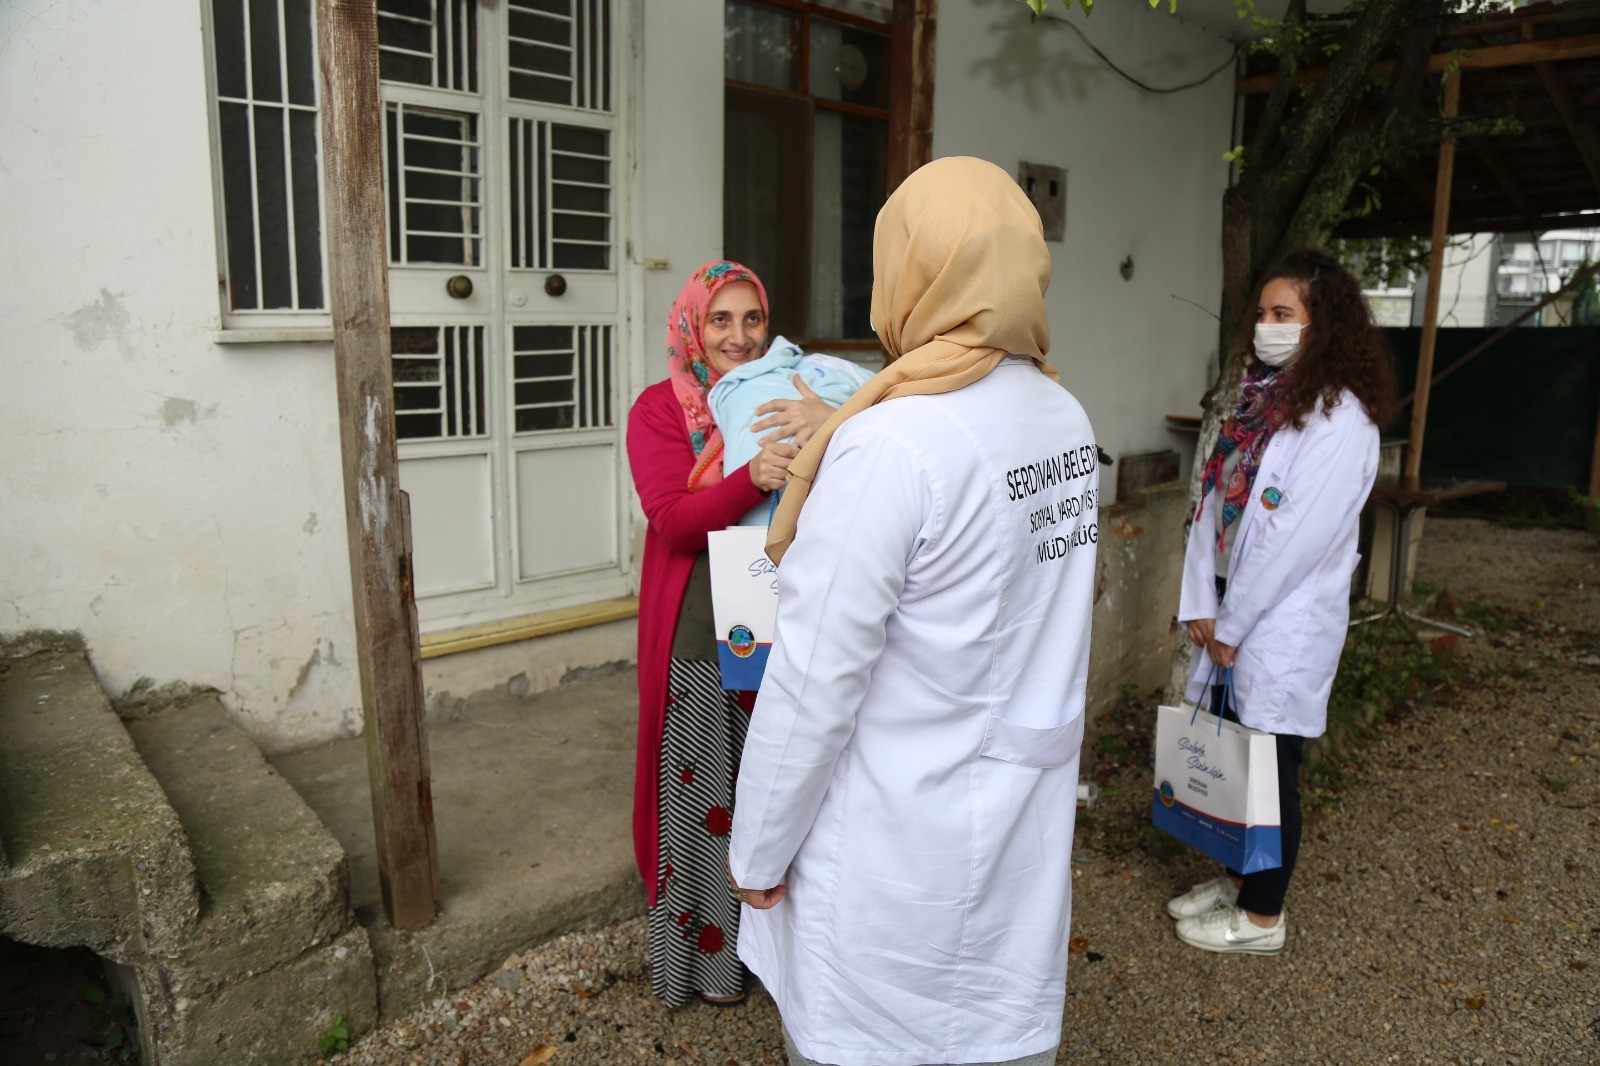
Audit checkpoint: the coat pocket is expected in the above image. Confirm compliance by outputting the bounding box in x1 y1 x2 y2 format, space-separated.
979 713 1086 769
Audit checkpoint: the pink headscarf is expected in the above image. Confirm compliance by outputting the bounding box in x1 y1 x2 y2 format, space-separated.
667 260 770 491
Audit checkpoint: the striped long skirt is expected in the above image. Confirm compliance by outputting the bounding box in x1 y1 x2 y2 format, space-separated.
648 658 752 1006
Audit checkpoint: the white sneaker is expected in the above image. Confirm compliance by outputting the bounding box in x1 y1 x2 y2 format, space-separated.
1176 906 1286 955
1165 877 1239 920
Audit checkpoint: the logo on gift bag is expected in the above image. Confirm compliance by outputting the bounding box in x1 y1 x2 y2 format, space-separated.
727 624 757 659
1158 780 1176 808
1260 486 1283 510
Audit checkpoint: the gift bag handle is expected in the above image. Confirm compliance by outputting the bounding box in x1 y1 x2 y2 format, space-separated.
1190 663 1232 737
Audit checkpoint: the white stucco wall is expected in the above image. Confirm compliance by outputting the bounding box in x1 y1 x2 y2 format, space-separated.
0 0 365 751
2 0 1233 751
932 1 1235 493
629 0 725 394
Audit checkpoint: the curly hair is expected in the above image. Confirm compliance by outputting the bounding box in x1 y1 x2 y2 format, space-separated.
1252 249 1398 432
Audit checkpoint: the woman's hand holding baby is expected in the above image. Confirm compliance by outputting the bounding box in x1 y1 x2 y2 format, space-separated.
753 377 834 449
749 442 799 491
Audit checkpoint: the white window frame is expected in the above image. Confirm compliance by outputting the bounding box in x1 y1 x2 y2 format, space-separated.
201 0 336 340
380 0 633 631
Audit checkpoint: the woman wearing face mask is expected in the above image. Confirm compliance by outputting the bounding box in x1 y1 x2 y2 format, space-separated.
1169 249 1395 955
627 261 821 1006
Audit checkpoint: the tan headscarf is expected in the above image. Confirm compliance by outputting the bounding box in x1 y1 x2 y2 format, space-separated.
765 156 1059 563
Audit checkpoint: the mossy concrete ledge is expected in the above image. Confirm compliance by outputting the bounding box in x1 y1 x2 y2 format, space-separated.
0 643 200 959
124 693 378 1064
0 638 378 1063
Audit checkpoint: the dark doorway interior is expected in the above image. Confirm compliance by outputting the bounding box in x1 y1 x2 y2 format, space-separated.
0 937 123 1063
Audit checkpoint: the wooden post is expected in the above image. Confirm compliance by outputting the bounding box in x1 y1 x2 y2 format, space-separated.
889 0 937 190
1404 70 1460 483
1590 388 1600 535
317 0 440 930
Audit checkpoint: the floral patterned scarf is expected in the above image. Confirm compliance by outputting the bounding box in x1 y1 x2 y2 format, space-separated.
667 260 769 491
1198 364 1295 548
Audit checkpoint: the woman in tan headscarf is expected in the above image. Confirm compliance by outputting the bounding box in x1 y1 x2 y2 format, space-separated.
729 157 1103 1066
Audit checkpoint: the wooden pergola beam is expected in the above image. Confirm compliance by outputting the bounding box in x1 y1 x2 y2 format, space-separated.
1237 32 1600 94
1439 9 1600 41
316 0 440 932
1467 135 1536 221
1405 71 1461 483
1533 61 1600 196
1340 208 1600 239
1397 161 1437 214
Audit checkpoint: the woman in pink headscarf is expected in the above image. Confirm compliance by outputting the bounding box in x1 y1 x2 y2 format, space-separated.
626 261 824 1006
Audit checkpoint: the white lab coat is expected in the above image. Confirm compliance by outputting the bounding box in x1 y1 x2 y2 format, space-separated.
730 359 1098 1066
1179 389 1380 738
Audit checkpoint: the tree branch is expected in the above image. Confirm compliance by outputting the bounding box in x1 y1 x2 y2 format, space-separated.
1378 0 1445 119
1245 0 1308 174
1283 110 1521 249
1252 0 1417 268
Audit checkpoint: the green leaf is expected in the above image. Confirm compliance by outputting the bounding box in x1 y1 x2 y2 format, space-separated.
107 1028 125 1050
334 1026 348 1039
1026 0 1047 13
84 985 108 1005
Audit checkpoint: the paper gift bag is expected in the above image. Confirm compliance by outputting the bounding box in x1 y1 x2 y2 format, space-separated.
707 525 780 690
1150 675 1282 874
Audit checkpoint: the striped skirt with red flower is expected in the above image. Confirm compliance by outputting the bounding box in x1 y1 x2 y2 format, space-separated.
648 658 752 1006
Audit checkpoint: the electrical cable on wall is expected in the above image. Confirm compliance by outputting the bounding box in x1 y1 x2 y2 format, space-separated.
1036 14 1241 94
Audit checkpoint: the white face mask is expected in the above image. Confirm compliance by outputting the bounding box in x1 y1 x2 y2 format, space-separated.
1254 323 1303 367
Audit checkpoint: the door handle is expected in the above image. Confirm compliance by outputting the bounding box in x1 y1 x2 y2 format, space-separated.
544 274 568 297
446 275 473 299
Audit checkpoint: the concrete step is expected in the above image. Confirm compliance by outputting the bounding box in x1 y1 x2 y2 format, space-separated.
0 639 199 960
123 692 377 1063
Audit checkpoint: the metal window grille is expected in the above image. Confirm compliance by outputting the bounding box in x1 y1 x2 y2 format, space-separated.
211 0 324 311
378 0 479 93
392 325 489 440
506 0 612 111
512 324 614 433
384 103 483 266
508 120 611 271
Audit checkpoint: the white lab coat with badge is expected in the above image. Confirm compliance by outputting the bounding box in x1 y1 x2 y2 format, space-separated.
1179 389 1380 738
729 359 1099 1066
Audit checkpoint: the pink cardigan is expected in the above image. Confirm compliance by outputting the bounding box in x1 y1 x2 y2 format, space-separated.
627 380 767 905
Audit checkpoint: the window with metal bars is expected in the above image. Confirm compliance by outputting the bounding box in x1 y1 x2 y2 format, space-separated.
210 0 325 312
507 0 613 111
384 103 484 266
377 0 479 92
508 121 612 271
207 0 617 320
512 324 614 432
392 325 489 440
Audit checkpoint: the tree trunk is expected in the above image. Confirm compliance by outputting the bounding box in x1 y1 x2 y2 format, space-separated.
1164 0 1445 704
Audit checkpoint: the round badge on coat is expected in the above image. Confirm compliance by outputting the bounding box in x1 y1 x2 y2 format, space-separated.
1260 486 1283 510
727 625 757 658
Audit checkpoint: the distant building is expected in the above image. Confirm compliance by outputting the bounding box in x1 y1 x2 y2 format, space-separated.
1364 228 1600 328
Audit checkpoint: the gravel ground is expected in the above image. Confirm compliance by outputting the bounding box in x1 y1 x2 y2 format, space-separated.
337 517 1599 1066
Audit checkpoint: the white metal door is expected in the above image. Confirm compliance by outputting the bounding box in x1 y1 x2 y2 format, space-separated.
378 0 627 630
